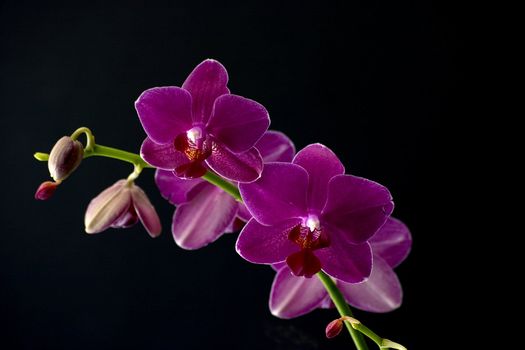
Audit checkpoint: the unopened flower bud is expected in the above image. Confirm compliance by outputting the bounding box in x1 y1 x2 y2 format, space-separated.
35 181 59 200
325 319 344 339
85 180 162 237
48 136 84 182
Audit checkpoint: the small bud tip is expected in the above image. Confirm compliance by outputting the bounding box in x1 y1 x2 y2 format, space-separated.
325 319 344 339
35 181 59 200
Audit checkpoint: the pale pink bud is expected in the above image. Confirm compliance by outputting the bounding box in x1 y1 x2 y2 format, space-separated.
48 136 84 182
85 180 161 237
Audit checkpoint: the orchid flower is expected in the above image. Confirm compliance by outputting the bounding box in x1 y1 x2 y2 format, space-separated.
237 143 394 283
269 218 412 319
136 59 270 182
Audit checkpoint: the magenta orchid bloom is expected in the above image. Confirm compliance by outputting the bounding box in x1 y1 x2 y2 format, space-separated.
136 59 270 182
236 144 394 283
155 131 295 250
269 218 412 318
84 180 162 237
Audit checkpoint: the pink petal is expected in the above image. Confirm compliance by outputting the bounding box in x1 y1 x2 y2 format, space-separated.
338 256 402 313
172 182 238 249
256 130 296 163
205 143 263 183
135 87 193 144
321 174 394 244
269 266 327 319
293 144 344 213
370 217 412 268
111 207 139 229
131 185 162 238
316 237 372 284
85 180 132 234
207 94 270 153
271 262 287 271
239 163 308 226
224 216 246 234
236 203 252 221
155 169 203 205
235 218 300 264
140 137 189 170
182 59 230 124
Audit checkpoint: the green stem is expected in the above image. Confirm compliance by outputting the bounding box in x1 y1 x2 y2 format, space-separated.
70 127 96 152
317 271 369 350
34 144 151 169
202 171 242 201
33 134 396 350
127 163 145 182
352 322 382 347
341 317 406 350
84 144 152 168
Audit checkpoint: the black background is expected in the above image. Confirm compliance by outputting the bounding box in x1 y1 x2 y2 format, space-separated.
1 1 460 349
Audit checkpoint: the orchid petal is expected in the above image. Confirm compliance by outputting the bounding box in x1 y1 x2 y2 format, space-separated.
135 87 193 144
131 186 162 238
239 163 308 225
339 256 402 313
206 143 263 183
172 183 238 249
370 217 412 268
269 266 327 319
155 169 203 206
322 174 394 244
85 180 132 234
207 94 270 153
182 59 230 124
317 238 372 284
141 137 189 170
236 218 300 264
256 131 295 163
293 143 344 213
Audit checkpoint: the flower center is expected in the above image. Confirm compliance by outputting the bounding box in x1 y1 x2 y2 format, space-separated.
286 215 330 278
173 126 212 178
186 127 203 146
306 214 320 232
174 127 211 161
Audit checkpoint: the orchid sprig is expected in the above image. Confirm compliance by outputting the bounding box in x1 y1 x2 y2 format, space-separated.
33 59 410 350
34 133 406 349
35 127 151 170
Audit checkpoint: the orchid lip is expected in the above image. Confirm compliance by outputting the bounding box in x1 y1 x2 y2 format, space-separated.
174 127 212 164
285 218 330 277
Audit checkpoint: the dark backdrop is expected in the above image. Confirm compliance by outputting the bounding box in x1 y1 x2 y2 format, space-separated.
1 1 459 349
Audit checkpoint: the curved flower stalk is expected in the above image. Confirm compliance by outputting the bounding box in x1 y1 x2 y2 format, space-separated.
34 132 409 349
34 59 411 350
236 143 394 283
155 131 295 249
137 59 270 182
269 218 412 319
